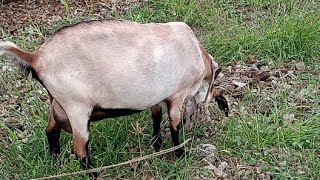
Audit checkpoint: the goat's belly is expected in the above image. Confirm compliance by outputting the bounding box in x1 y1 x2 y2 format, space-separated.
90 107 142 121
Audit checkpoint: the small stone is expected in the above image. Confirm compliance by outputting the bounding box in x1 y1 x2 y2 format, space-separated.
204 164 216 170
22 138 28 144
248 55 257 63
213 166 224 177
17 133 25 139
227 66 232 72
283 114 295 123
265 173 272 180
251 64 259 71
254 61 265 69
258 173 265 179
218 161 229 171
194 144 217 159
260 65 269 71
255 166 262 174
295 62 305 71
222 173 228 178
279 161 287 167
218 72 225 78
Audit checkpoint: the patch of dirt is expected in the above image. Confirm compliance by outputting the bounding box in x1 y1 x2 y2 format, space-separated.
0 0 144 36
209 60 317 119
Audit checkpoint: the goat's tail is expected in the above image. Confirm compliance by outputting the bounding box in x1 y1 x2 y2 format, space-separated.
0 41 37 66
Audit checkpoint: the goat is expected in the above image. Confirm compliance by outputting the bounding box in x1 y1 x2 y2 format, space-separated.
0 20 228 178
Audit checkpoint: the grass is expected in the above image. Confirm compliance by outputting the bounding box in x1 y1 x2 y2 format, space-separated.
0 0 319 179
216 74 320 179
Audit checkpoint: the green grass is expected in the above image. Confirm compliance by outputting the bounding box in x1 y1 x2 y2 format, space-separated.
0 0 320 179
126 0 320 65
216 74 320 179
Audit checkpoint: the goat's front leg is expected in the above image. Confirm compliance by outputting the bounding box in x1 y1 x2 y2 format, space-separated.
151 104 163 151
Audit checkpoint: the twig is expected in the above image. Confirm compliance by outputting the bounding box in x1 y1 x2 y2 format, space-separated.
31 138 191 180
227 69 320 75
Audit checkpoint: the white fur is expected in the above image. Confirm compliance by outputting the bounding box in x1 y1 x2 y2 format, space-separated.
0 41 18 56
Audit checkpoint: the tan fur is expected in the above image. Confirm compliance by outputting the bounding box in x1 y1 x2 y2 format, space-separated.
1 20 221 171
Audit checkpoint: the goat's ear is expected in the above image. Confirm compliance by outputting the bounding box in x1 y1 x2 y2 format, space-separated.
214 67 222 80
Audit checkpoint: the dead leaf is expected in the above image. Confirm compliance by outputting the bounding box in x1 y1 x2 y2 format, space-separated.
258 71 271 81
260 103 271 114
142 170 155 180
248 55 257 64
232 80 246 88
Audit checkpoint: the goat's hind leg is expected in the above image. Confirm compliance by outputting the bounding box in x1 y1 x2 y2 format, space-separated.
46 109 62 155
66 105 97 178
167 98 187 158
151 104 163 151
46 98 73 155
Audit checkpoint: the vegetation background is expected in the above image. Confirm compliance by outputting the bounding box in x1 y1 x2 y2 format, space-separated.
0 0 319 179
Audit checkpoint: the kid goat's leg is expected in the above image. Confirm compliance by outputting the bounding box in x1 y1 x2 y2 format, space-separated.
151 104 163 151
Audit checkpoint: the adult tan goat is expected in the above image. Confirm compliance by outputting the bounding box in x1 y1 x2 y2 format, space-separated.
0 20 228 178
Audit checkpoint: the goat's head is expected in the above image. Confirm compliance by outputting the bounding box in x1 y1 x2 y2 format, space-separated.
183 54 228 128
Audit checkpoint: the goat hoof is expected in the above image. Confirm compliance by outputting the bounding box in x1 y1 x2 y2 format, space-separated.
152 138 163 151
89 171 98 179
174 148 188 158
50 148 61 156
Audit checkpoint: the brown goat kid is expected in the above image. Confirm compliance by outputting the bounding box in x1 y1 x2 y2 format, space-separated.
0 20 228 178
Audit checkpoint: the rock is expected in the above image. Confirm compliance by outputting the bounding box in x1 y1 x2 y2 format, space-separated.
218 161 229 171
22 138 28 144
251 64 259 71
194 144 217 159
222 173 228 178
265 173 272 180
254 61 265 69
227 66 232 72
295 62 305 71
279 161 287 167
248 55 257 63
255 166 262 174
283 114 295 123
260 65 269 71
204 163 216 170
258 173 265 179
213 166 224 177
